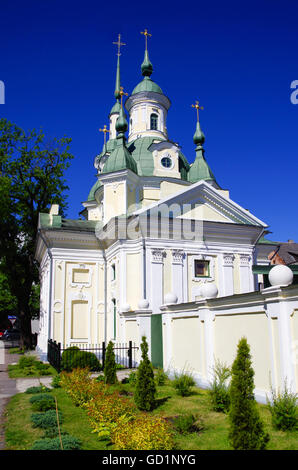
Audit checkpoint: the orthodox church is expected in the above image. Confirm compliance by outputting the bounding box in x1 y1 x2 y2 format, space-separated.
35 32 298 402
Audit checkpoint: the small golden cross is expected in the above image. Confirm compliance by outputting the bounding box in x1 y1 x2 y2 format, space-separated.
99 125 110 145
191 100 204 121
141 28 152 50
119 86 128 107
113 33 126 56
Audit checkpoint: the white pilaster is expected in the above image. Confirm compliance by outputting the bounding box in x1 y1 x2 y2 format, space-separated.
150 249 164 314
221 253 234 296
171 250 184 304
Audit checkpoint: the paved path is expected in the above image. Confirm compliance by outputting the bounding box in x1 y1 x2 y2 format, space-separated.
0 345 19 450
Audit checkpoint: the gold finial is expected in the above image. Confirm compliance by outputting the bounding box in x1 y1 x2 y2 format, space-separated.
99 125 110 145
141 28 152 50
191 100 204 121
113 33 126 56
119 86 128 107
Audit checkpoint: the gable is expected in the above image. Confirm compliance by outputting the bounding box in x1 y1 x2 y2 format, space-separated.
134 180 267 227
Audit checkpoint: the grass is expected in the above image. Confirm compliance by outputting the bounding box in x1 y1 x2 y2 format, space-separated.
4 372 298 450
4 388 110 450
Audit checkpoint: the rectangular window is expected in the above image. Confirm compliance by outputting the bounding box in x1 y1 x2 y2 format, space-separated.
194 260 210 278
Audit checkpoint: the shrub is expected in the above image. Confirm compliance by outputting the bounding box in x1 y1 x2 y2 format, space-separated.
31 435 81 450
134 336 156 411
61 347 101 372
209 359 231 413
84 388 136 440
104 341 118 384
25 385 51 394
29 393 56 412
155 367 168 386
127 371 137 386
267 383 298 431
60 368 103 406
16 356 52 376
51 374 61 388
229 337 269 450
31 409 63 430
111 415 175 450
172 371 196 397
172 413 202 435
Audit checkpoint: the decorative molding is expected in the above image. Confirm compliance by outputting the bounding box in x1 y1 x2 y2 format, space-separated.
172 249 184 264
240 254 251 266
223 253 235 267
151 249 165 264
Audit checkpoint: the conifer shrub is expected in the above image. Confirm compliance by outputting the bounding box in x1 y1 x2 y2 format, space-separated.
31 409 63 430
29 393 56 412
134 336 156 411
25 385 51 394
229 337 269 450
172 413 203 435
30 435 81 450
104 341 118 384
267 382 298 431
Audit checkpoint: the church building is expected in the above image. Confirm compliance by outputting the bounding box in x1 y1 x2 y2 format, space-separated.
35 31 298 402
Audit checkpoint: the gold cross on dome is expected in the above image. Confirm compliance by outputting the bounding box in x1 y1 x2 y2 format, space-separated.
141 28 152 50
191 100 204 121
99 125 110 144
119 86 128 107
113 33 126 56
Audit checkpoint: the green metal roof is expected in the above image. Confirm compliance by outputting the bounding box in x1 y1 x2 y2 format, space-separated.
87 179 102 201
131 76 163 96
127 137 162 176
109 100 121 116
187 148 217 184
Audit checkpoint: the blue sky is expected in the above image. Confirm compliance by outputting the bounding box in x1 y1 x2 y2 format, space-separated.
0 0 297 242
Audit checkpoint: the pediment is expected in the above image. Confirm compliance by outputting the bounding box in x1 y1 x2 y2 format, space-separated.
134 180 267 227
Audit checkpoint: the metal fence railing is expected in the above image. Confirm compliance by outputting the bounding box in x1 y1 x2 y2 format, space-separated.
47 339 138 373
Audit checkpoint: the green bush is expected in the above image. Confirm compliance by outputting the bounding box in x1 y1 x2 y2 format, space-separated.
31 435 81 450
172 372 196 397
51 374 61 388
31 409 63 429
61 347 101 372
209 360 231 413
134 336 156 411
128 371 137 386
104 341 118 384
18 356 36 368
14 356 53 376
30 393 56 412
267 383 298 431
25 385 51 394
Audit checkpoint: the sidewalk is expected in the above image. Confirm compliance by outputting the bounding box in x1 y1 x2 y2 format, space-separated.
0 346 19 450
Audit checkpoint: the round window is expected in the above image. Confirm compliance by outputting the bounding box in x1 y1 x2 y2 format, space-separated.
161 156 172 168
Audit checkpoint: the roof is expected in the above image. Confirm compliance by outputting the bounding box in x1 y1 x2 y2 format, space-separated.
38 212 101 232
131 77 163 95
87 179 102 201
277 242 298 264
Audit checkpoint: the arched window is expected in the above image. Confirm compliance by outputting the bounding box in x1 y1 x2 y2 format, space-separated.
150 113 158 130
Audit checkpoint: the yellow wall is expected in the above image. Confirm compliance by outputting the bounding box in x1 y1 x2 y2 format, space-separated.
214 312 271 391
126 253 141 311
171 316 204 374
104 183 125 222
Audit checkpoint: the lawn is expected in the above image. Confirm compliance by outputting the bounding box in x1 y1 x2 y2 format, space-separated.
4 373 298 450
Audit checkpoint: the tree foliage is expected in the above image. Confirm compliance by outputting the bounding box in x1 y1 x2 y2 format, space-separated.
134 336 156 411
0 118 74 348
228 337 269 450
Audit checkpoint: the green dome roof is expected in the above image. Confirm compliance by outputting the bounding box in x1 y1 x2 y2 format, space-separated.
109 100 121 116
87 179 102 201
131 76 163 96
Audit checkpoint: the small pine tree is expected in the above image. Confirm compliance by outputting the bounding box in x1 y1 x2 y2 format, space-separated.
104 341 118 385
134 336 156 411
229 337 269 450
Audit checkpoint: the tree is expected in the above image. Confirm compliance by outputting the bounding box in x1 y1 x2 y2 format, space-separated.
0 118 74 349
134 336 156 411
229 337 269 450
104 341 118 384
